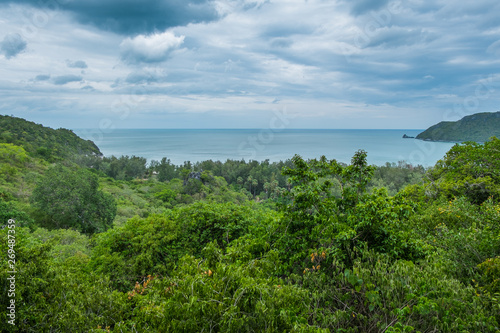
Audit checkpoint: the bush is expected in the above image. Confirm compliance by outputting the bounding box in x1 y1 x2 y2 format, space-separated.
296 250 499 332
428 137 500 204
122 242 318 333
0 227 129 332
31 164 116 234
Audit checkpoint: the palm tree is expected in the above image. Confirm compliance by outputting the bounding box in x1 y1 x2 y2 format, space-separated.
247 176 253 194
252 179 258 196
264 182 271 198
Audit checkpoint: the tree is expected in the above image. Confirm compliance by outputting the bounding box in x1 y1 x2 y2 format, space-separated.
252 178 258 196
275 151 376 273
263 181 271 198
31 164 116 234
0 198 33 228
0 143 29 181
428 137 500 204
247 176 254 194
157 157 176 182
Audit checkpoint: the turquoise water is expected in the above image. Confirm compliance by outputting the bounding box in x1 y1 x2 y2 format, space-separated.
74 129 455 167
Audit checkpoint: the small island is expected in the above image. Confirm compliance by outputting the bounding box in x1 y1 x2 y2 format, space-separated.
416 111 500 142
402 134 415 139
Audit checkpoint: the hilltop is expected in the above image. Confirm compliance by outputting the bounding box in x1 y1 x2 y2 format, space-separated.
0 114 101 160
416 111 500 142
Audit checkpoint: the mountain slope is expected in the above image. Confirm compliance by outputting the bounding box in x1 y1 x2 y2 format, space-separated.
0 114 101 160
416 111 500 142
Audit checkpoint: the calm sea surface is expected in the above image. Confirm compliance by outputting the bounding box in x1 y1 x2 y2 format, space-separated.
74 129 456 167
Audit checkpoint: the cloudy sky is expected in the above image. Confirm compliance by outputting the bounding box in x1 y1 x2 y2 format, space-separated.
1 0 499 130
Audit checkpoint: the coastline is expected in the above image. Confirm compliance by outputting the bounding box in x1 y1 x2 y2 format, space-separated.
74 128 453 167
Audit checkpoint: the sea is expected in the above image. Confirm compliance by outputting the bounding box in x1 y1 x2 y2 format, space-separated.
74 129 456 167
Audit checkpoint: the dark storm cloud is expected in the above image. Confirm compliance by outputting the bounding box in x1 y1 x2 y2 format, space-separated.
0 0 220 34
67 60 88 68
0 33 27 59
52 74 83 85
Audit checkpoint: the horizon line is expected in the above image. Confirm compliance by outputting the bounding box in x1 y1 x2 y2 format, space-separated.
71 128 426 131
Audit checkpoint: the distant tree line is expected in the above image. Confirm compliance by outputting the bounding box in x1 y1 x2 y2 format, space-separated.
76 154 427 199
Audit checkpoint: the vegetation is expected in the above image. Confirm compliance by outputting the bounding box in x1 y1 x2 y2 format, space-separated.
1 116 499 332
0 115 101 161
416 111 500 142
427 137 500 204
31 164 117 234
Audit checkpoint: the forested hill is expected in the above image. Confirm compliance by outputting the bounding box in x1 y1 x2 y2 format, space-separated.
0 114 101 160
416 111 500 142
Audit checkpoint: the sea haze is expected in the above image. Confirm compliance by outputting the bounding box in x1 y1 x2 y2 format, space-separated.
74 129 455 167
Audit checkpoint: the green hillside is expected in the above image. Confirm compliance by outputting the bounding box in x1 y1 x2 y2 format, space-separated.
1 115 500 332
0 114 101 160
416 111 500 142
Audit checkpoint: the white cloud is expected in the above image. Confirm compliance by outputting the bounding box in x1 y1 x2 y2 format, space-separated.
120 31 185 64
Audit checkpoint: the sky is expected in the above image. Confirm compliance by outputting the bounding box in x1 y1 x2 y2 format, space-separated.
0 0 499 130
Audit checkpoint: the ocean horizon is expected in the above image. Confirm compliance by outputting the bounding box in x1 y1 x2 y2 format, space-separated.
74 129 456 167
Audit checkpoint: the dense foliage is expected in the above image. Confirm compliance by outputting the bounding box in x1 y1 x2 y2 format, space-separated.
0 115 101 161
427 137 500 204
31 164 117 234
416 111 500 142
1 117 499 332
